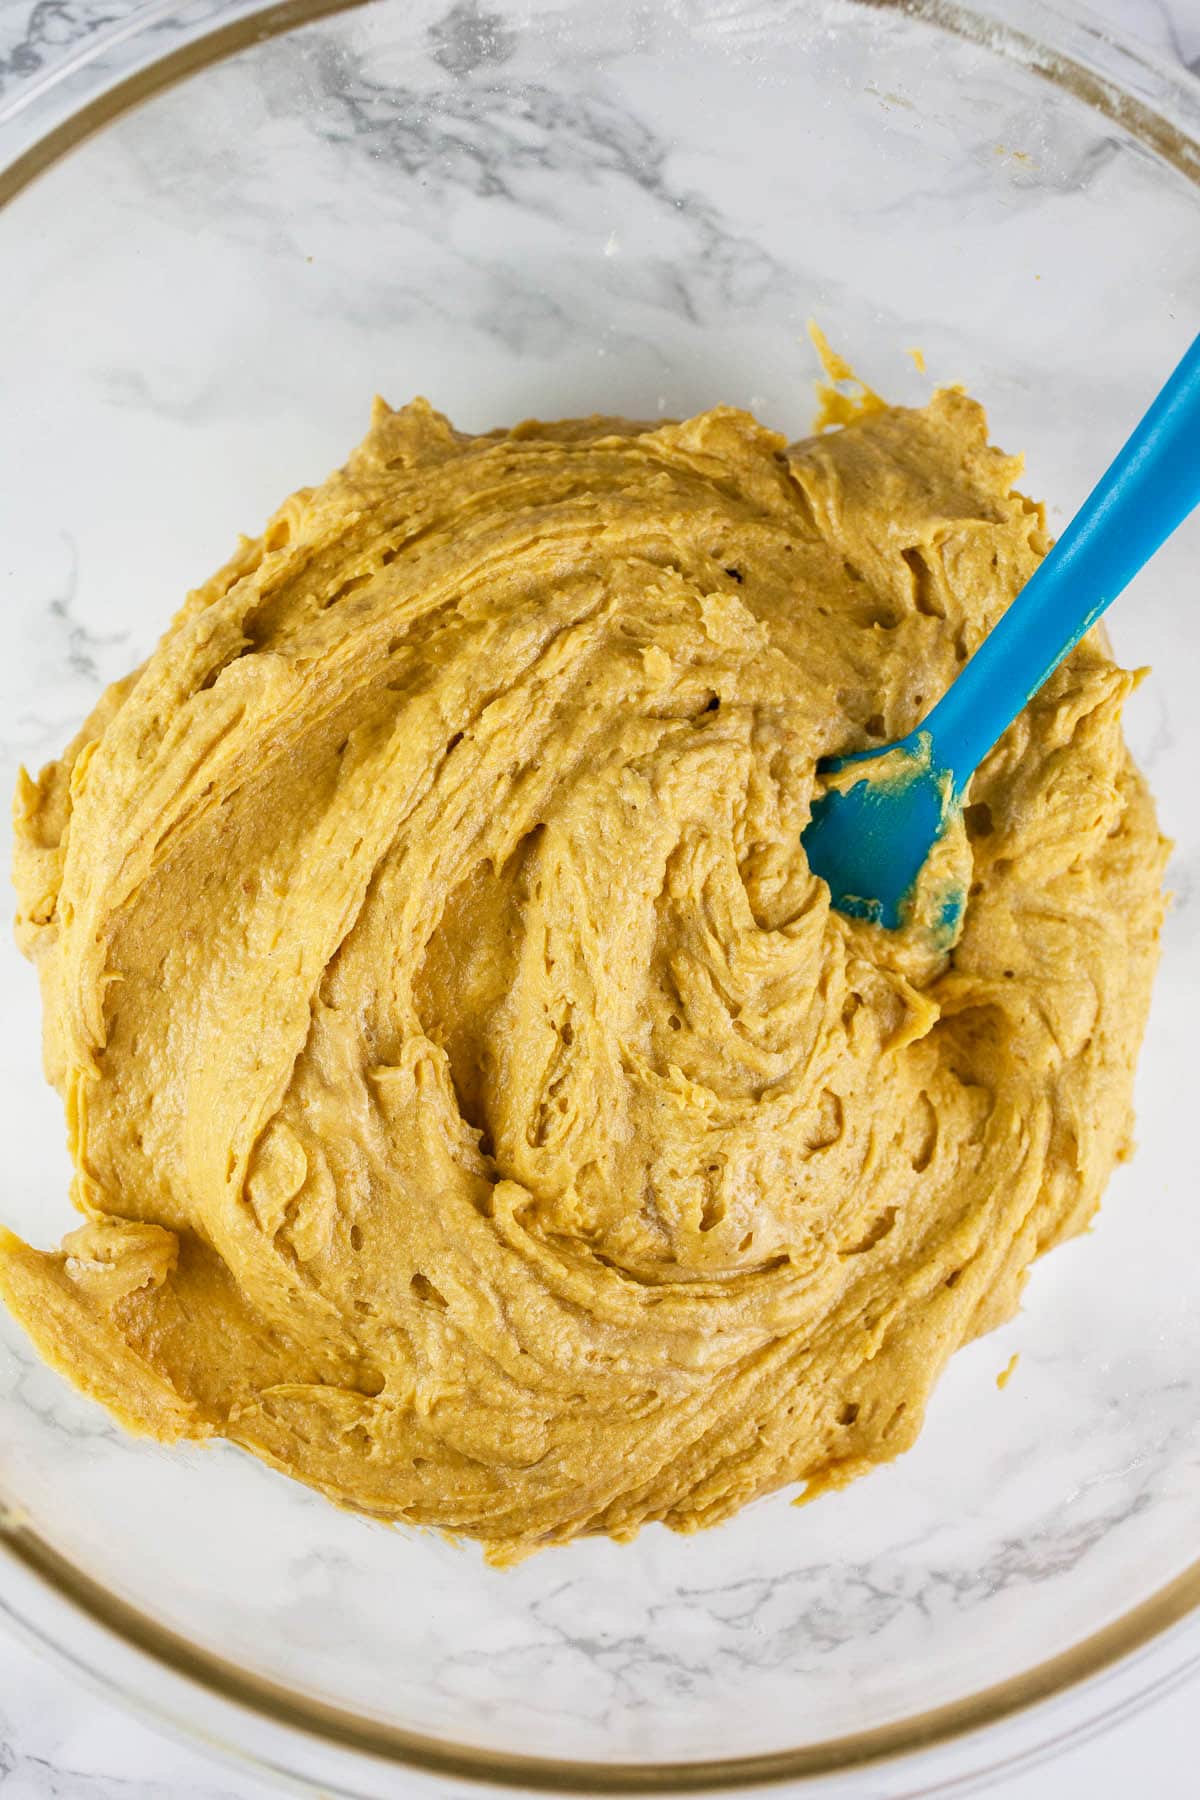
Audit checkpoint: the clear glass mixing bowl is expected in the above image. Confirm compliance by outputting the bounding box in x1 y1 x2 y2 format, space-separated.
2 0 1199 1793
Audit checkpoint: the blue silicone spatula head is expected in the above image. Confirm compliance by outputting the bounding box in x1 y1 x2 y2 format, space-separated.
802 332 1200 933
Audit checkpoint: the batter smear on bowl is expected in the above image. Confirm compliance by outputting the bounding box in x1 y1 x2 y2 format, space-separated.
1 391 1167 1560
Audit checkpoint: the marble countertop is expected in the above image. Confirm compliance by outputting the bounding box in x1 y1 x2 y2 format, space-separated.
2 0 1200 1795
3 1622 1200 1799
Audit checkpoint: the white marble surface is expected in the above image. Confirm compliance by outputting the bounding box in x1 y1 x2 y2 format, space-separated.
3 1621 1200 1800
2 0 1200 1795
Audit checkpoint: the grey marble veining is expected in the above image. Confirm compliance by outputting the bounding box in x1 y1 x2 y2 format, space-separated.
0 1 137 97
0 1640 281 1798
0 0 238 105
2 0 1200 1796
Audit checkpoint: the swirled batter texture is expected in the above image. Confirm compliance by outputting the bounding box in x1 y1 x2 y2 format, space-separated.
3 393 1167 1558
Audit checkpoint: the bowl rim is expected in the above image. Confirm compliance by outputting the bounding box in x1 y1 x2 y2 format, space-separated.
2 0 1200 1790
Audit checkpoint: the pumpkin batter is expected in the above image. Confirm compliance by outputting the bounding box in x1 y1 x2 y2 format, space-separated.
2 391 1167 1558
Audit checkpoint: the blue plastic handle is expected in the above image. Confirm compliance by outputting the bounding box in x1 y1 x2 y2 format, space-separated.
802 332 1200 934
926 333 1200 790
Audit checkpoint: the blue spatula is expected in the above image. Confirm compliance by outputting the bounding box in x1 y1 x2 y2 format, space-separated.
801 333 1200 934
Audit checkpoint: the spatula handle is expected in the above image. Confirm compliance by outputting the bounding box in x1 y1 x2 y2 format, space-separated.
925 332 1200 789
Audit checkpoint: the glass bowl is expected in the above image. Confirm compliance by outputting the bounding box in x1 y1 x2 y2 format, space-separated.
2 0 1200 1793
